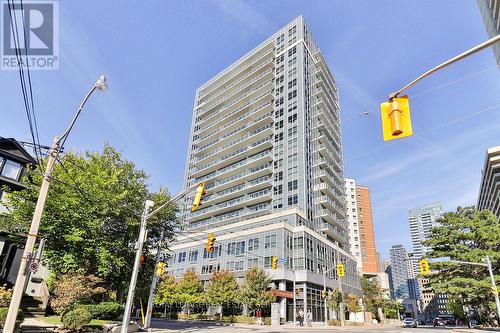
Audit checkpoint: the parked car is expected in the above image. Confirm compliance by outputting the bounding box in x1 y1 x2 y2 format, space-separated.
433 318 445 327
403 318 418 328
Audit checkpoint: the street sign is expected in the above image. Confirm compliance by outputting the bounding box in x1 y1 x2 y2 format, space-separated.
427 257 451 263
28 261 39 273
278 257 288 264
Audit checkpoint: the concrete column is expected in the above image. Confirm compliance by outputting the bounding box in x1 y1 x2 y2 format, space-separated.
303 282 308 314
279 280 287 320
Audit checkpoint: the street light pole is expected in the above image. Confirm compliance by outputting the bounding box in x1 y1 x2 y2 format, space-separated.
323 266 336 326
3 75 107 333
485 256 500 322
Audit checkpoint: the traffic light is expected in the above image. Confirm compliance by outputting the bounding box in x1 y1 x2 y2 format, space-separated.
321 289 327 299
336 263 345 277
420 259 430 275
380 95 413 141
191 182 206 212
492 286 499 296
155 262 167 277
272 256 278 270
206 233 216 253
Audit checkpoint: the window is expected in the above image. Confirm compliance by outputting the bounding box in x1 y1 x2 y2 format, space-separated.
288 180 298 191
288 25 296 36
235 260 244 271
264 234 277 249
178 252 186 263
274 158 283 168
288 114 297 123
264 256 272 269
275 96 284 106
288 57 297 67
288 89 297 100
288 101 297 113
294 236 303 250
275 120 283 130
203 246 221 259
226 261 234 270
288 78 297 89
274 171 283 182
288 194 298 205
288 126 297 136
248 258 259 267
273 185 283 195
248 237 259 251
274 132 283 142
275 108 284 118
1 160 21 180
288 46 297 56
188 250 198 262
287 153 297 164
288 67 297 77
288 165 298 177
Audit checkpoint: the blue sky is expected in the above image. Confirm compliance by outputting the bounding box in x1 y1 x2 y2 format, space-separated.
2 1 499 258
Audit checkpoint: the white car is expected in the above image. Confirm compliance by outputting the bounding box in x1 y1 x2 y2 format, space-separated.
403 318 418 328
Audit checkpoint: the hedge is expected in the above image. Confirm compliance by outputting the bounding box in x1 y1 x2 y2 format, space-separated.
77 302 124 320
0 307 23 329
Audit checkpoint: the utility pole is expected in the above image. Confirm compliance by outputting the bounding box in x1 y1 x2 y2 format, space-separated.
3 75 107 333
144 231 164 329
120 183 199 332
121 200 154 333
486 256 500 322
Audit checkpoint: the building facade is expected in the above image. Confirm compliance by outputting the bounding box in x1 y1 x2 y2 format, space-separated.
477 146 500 217
169 16 360 322
477 0 500 66
344 178 362 271
389 245 410 299
408 203 443 261
356 186 378 276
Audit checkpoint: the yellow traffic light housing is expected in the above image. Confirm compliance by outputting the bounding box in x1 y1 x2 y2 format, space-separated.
419 259 430 275
321 289 326 299
156 262 167 277
192 182 206 212
380 95 413 141
272 256 278 270
336 263 345 277
206 233 216 253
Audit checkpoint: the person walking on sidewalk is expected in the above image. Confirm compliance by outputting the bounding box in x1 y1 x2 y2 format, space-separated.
298 308 304 326
306 309 313 327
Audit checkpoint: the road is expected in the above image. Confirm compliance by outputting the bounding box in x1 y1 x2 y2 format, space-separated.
148 319 478 333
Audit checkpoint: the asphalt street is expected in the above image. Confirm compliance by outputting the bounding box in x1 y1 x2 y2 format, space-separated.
148 319 479 333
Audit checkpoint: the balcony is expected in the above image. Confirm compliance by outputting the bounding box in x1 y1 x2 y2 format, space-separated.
195 88 274 145
199 59 274 112
191 135 273 178
193 123 273 166
316 144 342 172
197 71 274 123
319 222 344 243
315 111 341 143
187 188 272 222
199 46 274 99
314 195 344 218
194 102 273 153
189 204 272 231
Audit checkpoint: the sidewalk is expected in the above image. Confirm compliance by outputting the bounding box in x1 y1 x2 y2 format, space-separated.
451 328 500 333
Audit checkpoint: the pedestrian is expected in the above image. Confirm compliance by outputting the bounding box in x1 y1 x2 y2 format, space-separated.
307 309 313 327
298 308 304 326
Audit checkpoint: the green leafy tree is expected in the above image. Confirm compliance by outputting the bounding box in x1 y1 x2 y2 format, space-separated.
2 145 178 300
154 273 177 306
327 288 340 312
345 294 361 313
205 270 239 319
423 207 500 325
177 270 203 314
240 267 275 313
361 276 383 315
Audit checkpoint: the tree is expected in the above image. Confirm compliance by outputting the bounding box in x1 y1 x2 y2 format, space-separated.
240 267 275 313
423 207 500 325
176 270 203 314
154 273 177 306
205 270 239 319
345 294 361 313
327 288 340 312
2 145 178 300
50 274 106 314
361 276 383 315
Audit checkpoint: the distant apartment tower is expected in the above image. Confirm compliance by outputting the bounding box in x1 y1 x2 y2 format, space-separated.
389 245 410 299
477 0 500 66
477 146 500 217
408 203 443 260
344 178 362 271
356 186 378 275
169 16 359 322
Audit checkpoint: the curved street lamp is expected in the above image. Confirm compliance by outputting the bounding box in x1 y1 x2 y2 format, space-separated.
3 75 108 333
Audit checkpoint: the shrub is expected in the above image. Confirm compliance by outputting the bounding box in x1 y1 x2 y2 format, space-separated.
0 286 12 307
50 274 106 314
0 307 24 329
78 302 124 320
328 319 341 326
62 307 92 330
